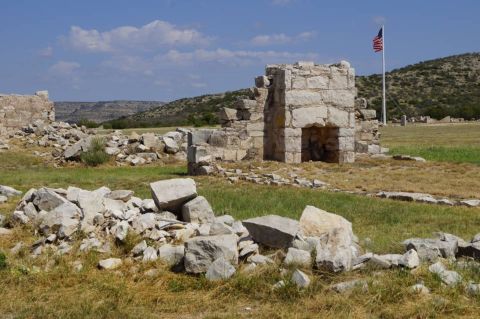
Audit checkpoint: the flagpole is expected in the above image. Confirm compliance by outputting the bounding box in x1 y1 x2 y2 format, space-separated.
381 24 387 125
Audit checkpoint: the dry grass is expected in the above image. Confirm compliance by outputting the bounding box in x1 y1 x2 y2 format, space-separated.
381 123 480 147
225 156 480 199
1 124 480 318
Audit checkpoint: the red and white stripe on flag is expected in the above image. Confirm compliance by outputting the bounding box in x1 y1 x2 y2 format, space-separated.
373 27 383 52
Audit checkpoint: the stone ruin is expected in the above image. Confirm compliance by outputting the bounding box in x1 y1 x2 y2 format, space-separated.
188 61 381 175
0 91 54 136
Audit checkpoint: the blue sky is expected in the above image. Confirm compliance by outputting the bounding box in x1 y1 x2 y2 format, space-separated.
1 0 479 101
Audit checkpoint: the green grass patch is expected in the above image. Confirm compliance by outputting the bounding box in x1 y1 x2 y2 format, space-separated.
389 145 480 165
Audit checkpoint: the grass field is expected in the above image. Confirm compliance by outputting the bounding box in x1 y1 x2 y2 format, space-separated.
382 123 480 165
1 124 480 318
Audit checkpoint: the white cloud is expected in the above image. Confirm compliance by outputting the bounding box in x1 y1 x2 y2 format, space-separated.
158 48 318 65
39 46 53 57
66 20 212 53
48 61 80 76
250 31 315 46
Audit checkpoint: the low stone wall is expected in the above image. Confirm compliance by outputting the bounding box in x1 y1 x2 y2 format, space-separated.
0 91 54 136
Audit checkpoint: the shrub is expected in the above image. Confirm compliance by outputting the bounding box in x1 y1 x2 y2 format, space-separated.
77 118 99 128
0 252 6 269
80 137 110 166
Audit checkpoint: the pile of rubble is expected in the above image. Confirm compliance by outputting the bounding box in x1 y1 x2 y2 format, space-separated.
0 185 22 204
2 178 480 290
9 120 189 165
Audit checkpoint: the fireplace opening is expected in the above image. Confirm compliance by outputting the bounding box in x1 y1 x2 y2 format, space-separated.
301 126 339 162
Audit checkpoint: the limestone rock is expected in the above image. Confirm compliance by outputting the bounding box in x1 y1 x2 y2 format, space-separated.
142 246 158 262
163 137 179 154
331 279 368 294
315 227 355 272
0 185 22 197
38 202 81 238
98 258 122 270
12 211 29 224
299 205 353 239
131 240 147 256
150 178 197 212
243 215 299 248
33 187 69 211
0 228 12 236
107 190 134 202
205 257 236 281
291 269 310 288
398 249 420 269
184 234 238 273
284 247 311 267
410 284 430 294
158 244 185 266
181 196 215 224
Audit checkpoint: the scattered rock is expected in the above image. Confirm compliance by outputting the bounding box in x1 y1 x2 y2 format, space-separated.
158 244 185 266
243 215 299 248
0 185 22 197
460 199 480 207
398 249 420 269
181 196 215 224
291 269 310 288
98 258 122 270
410 283 430 294
205 257 236 281
331 279 368 294
184 234 238 273
0 227 12 236
142 246 158 262
284 247 311 267
150 178 197 212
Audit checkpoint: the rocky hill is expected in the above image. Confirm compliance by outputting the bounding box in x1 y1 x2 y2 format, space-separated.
54 100 164 124
101 53 480 128
356 52 480 120
103 89 251 128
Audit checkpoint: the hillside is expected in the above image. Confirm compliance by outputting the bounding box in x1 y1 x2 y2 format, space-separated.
102 53 480 128
54 100 164 124
103 89 251 128
356 52 480 119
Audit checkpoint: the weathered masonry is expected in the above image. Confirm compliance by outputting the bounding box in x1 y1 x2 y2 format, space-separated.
0 91 55 136
188 61 381 175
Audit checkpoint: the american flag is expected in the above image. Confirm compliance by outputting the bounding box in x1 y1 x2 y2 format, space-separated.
373 27 383 52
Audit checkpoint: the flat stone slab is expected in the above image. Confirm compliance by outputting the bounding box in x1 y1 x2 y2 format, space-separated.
243 215 299 248
150 178 197 212
377 191 437 203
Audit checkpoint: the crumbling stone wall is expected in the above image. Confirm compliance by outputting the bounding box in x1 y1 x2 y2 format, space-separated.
188 61 381 175
354 98 381 154
0 91 54 136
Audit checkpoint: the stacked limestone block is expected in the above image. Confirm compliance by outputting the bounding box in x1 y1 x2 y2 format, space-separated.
263 61 356 163
187 88 268 175
0 91 54 136
354 98 381 154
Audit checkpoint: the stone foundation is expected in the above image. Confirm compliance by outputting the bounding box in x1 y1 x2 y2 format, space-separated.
0 91 54 136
